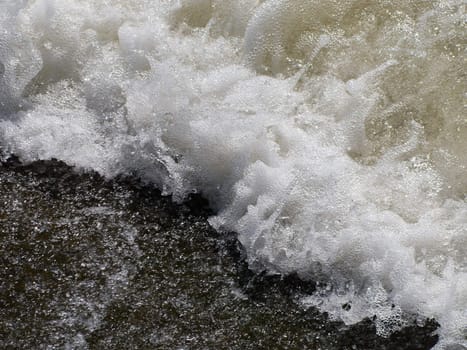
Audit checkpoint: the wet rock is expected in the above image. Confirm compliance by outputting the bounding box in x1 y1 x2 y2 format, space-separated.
0 157 439 349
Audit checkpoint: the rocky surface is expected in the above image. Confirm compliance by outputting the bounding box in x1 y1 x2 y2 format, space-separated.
0 157 439 349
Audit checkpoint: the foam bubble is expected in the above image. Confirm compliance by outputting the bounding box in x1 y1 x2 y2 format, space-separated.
0 1 465 348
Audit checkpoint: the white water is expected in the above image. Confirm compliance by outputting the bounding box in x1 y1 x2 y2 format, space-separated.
0 1 466 348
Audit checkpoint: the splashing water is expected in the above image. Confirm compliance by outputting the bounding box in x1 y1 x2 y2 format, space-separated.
0 1 466 348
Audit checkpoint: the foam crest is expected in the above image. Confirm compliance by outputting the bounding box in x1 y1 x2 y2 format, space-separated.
0 1 465 348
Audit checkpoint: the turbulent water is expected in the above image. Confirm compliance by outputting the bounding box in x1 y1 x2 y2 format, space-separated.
0 1 466 348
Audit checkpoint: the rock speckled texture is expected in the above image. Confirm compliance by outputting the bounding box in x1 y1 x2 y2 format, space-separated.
0 157 438 349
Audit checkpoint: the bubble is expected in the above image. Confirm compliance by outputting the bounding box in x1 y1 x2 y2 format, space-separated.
0 1 465 348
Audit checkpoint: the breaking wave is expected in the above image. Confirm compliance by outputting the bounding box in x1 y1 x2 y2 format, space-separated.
1 1 466 348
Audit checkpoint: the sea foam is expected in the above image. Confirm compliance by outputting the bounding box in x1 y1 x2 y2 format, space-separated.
0 1 466 348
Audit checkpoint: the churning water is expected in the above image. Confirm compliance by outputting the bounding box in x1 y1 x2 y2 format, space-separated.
0 1 466 348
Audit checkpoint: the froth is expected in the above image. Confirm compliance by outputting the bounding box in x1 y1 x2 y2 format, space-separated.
0 1 466 348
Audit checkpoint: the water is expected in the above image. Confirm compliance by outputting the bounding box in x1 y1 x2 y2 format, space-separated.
0 1 466 348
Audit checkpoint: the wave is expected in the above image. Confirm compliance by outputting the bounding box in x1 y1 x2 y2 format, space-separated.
1 1 466 348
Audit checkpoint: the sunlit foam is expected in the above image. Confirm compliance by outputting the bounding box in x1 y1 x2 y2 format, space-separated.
0 1 465 348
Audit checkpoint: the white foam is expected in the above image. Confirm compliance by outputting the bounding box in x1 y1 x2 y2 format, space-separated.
0 1 465 348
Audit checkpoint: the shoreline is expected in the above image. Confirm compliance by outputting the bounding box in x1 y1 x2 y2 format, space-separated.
0 155 439 349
